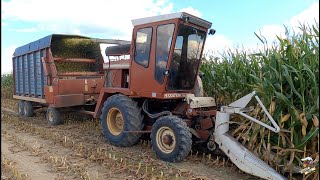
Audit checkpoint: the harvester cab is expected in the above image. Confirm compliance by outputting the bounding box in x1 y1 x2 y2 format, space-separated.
101 12 213 98
95 12 286 180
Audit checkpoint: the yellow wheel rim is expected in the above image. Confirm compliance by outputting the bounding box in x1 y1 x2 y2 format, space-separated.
156 126 176 154
106 108 124 136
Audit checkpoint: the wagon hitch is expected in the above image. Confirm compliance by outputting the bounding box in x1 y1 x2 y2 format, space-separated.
214 91 286 180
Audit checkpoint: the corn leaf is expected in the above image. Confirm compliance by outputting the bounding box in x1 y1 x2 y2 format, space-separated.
296 127 319 148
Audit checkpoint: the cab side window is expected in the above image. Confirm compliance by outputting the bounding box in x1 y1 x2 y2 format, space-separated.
134 27 152 67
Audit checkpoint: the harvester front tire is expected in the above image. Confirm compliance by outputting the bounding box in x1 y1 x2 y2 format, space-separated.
100 94 144 147
151 116 192 162
23 101 35 117
18 100 25 116
46 107 62 126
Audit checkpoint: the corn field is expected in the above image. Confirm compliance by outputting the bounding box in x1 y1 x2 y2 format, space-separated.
1 74 13 99
201 23 319 178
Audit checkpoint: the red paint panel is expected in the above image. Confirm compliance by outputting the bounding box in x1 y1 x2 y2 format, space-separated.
53 94 85 108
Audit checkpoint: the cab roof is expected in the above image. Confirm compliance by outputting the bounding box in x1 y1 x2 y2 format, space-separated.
131 12 212 29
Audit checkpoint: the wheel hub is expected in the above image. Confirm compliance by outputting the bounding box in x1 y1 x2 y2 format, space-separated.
162 135 173 145
207 140 217 151
156 126 176 153
107 108 124 136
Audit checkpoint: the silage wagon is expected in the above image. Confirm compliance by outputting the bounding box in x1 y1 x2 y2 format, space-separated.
12 34 129 125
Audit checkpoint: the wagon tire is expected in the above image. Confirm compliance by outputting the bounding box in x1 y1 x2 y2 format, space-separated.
46 107 62 126
151 116 192 162
18 100 25 116
100 94 144 147
23 101 35 117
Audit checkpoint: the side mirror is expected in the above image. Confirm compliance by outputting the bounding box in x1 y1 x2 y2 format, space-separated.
208 29 216 35
182 16 190 23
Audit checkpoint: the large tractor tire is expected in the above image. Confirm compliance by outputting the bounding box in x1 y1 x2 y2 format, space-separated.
100 94 144 146
46 107 62 126
23 101 35 117
151 116 192 162
18 100 25 116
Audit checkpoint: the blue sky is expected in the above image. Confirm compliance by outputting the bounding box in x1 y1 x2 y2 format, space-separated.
1 0 319 74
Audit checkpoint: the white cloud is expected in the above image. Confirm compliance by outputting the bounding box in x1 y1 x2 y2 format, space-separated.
203 2 319 57
257 24 286 44
1 45 16 74
2 22 7 27
72 29 82 35
12 27 38 32
2 0 174 39
179 7 202 17
2 0 211 73
290 2 319 29
203 34 233 56
256 2 319 45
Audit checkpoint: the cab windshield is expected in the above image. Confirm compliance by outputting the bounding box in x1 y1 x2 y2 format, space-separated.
167 24 206 90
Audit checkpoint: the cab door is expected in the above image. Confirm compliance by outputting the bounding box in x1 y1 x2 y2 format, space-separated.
129 26 157 97
129 21 177 98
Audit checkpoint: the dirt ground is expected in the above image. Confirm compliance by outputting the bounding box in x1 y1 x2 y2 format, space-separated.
1 98 257 180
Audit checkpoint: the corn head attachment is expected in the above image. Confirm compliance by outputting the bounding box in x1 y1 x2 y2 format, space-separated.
214 91 286 180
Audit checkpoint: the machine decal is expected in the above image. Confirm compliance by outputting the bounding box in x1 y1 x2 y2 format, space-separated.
164 93 185 98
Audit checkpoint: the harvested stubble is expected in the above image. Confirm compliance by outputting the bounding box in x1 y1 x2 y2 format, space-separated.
1 113 192 179
201 23 319 178
1 156 29 180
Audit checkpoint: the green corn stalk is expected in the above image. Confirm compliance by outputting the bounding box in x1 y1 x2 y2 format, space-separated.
201 22 319 178
1 73 14 99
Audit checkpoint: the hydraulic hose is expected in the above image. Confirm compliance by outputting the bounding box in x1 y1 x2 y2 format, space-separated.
142 100 172 119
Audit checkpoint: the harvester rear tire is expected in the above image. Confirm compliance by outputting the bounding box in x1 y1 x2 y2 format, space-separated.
151 116 192 162
100 94 144 147
46 107 62 126
23 101 35 117
18 100 25 116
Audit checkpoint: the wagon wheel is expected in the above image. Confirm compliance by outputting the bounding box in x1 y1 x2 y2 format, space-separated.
46 107 62 126
18 100 25 116
23 101 35 117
